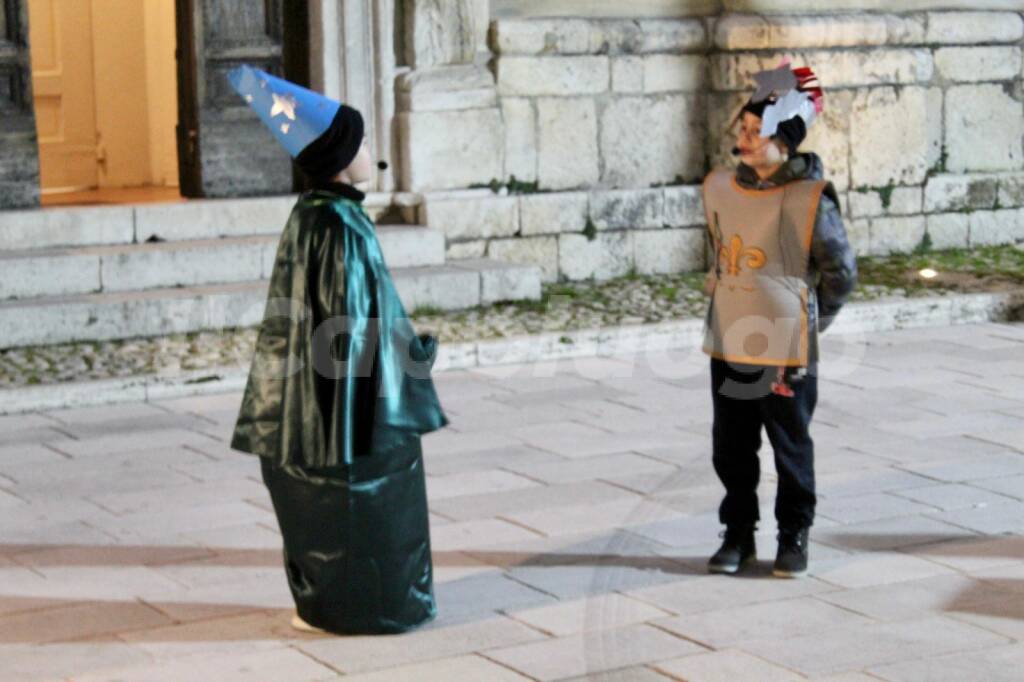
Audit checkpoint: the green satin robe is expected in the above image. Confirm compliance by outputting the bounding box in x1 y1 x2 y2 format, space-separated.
231 184 447 634
231 185 448 466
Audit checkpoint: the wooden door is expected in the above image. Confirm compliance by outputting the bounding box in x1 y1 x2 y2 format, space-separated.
27 0 99 192
0 0 41 208
176 0 308 198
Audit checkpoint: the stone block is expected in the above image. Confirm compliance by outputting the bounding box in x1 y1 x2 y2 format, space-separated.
888 186 924 216
100 239 265 293
924 174 999 213
489 18 593 55
404 0 478 68
0 206 133 250
849 86 943 188
663 185 705 227
969 208 1024 246
870 215 927 256
926 11 1024 44
451 258 543 304
446 240 487 259
0 251 101 299
711 49 933 91
558 231 634 280
885 13 927 45
399 108 505 192
706 91 750 169
714 14 889 50
642 54 705 93
590 189 665 230
135 197 295 242
935 47 1022 84
997 172 1024 207
396 64 496 112
487 236 560 282
519 192 588 236
945 84 1024 173
422 192 519 241
497 56 609 96
843 217 871 256
633 228 705 274
849 190 884 219
634 19 707 53
392 265 481 312
926 213 970 250
612 56 644 93
375 225 447 268
600 95 706 188
502 98 537 183
802 88 852 192
537 97 600 190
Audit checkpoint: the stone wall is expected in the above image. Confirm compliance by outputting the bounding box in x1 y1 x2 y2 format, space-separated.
400 3 1024 283
710 11 1024 259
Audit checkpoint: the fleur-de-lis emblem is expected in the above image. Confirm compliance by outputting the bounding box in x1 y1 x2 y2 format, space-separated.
718 235 766 277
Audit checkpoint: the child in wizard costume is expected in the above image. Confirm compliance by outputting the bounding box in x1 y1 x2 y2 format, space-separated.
702 62 856 578
227 65 447 634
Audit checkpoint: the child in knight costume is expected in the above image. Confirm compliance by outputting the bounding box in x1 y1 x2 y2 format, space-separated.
703 62 856 578
227 66 447 633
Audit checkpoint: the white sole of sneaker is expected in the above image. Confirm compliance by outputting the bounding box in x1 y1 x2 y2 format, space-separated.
709 555 756 575
772 568 807 579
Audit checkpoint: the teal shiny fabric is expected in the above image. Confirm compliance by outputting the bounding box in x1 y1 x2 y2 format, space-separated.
231 187 445 634
231 189 448 467
260 436 436 634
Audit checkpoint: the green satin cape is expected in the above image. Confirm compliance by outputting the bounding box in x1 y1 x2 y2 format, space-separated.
231 187 448 467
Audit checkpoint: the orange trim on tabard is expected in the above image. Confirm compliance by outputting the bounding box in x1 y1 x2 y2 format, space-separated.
730 175 788 196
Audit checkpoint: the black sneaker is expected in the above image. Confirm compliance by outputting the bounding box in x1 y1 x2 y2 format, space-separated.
708 524 757 574
773 528 810 578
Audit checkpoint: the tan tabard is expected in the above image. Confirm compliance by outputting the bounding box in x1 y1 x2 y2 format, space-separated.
701 169 827 367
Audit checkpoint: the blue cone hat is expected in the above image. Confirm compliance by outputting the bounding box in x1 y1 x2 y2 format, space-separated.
227 64 364 180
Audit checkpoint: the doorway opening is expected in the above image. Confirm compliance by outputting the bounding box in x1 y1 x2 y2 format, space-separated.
27 0 183 207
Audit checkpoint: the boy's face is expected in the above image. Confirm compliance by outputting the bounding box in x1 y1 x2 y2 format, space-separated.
736 112 785 168
341 138 374 185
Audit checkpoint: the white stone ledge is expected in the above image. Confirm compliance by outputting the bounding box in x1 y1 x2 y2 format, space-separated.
491 18 707 55
714 14 891 50
711 48 934 90
497 55 610 96
935 46 1023 83
4 290 1021 415
926 11 1024 44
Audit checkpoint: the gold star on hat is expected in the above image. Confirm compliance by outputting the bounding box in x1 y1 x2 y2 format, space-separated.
270 92 297 121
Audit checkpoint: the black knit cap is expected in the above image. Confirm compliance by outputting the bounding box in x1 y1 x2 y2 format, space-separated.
294 104 364 182
740 98 807 155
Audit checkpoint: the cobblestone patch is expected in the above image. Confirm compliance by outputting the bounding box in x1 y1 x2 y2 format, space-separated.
1 246 1019 388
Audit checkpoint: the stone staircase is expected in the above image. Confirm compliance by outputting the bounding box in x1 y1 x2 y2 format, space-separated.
0 194 541 348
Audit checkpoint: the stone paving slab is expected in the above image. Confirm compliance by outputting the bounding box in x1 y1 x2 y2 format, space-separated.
0 322 1022 680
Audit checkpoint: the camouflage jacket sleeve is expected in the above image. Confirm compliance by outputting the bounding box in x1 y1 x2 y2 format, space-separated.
810 194 858 333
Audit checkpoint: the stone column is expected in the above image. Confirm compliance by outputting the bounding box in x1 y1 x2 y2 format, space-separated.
396 0 505 192
309 0 399 191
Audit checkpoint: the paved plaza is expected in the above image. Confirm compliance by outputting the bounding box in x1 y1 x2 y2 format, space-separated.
1 321 1024 681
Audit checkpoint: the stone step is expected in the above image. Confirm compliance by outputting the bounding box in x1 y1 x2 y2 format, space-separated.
0 225 446 300
0 259 542 348
0 192 420 250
